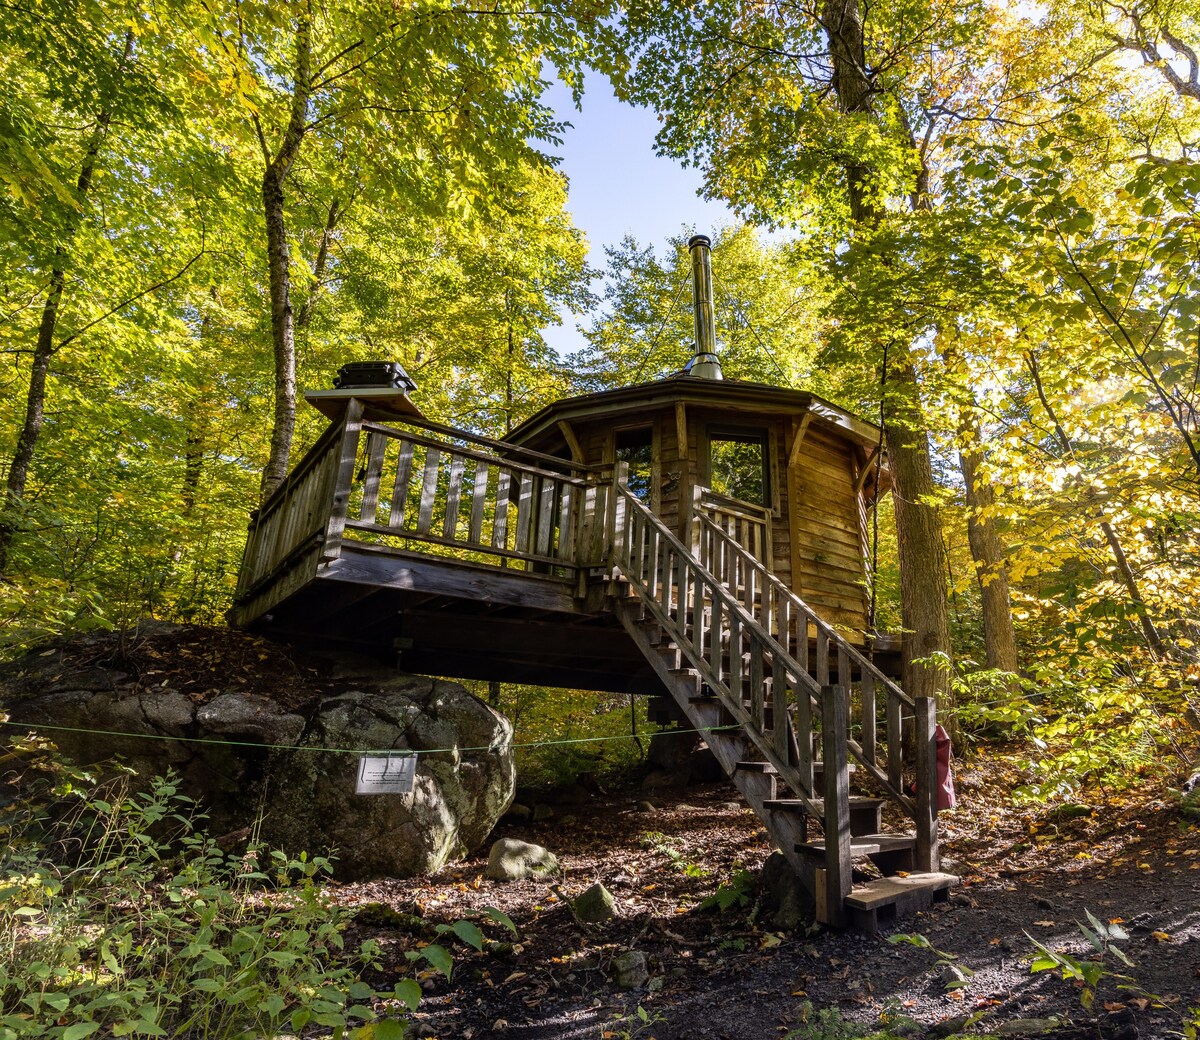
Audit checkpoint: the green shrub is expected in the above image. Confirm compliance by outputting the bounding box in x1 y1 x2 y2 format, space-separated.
0 742 417 1040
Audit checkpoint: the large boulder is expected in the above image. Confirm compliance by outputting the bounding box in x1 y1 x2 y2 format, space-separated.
0 623 515 879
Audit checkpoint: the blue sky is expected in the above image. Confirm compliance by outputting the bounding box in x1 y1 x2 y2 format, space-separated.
540 74 738 357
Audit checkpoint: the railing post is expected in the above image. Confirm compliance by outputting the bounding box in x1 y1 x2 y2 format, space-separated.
914 697 939 872
817 683 852 927
323 398 365 562
609 462 629 568
689 484 704 560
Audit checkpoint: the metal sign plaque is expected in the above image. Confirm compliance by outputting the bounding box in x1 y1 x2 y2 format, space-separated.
355 753 416 795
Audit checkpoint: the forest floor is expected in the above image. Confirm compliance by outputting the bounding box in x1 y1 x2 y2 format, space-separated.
337 757 1200 1040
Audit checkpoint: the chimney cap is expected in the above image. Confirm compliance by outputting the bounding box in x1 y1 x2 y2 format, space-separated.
687 234 711 250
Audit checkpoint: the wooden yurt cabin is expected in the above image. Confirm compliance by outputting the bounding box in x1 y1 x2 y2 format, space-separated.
507 373 888 652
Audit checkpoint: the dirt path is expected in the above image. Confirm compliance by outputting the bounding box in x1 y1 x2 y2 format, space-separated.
338 757 1200 1039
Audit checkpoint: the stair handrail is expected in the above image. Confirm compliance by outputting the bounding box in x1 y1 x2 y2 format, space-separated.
611 473 920 826
691 507 914 710
691 505 920 811
610 476 835 813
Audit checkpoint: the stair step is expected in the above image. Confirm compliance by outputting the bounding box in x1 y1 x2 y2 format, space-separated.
735 760 776 773
734 760 856 776
797 833 916 858
844 872 957 911
764 796 884 811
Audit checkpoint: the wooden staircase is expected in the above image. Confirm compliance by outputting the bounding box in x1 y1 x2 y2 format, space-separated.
609 470 956 929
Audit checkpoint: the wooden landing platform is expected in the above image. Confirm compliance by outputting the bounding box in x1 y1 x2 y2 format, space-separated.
246 546 664 695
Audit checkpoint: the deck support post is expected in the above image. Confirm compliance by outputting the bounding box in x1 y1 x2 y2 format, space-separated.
914 696 939 872
817 683 852 927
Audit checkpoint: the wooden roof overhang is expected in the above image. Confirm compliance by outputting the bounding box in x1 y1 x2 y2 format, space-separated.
508 375 887 475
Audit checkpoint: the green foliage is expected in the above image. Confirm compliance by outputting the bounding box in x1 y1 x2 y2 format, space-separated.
602 1002 666 1039
785 1004 869 1040
886 932 975 990
1026 910 1134 1011
639 832 707 878
475 682 652 788
574 227 830 394
0 747 416 1040
699 869 756 913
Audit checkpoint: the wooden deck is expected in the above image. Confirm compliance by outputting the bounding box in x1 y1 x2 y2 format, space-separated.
232 402 947 927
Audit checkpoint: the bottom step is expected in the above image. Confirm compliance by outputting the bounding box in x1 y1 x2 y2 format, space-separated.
844 872 958 931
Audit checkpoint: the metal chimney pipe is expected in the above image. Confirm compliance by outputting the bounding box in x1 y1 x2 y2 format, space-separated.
685 234 723 379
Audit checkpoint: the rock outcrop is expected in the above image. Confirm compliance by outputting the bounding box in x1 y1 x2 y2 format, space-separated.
0 623 515 879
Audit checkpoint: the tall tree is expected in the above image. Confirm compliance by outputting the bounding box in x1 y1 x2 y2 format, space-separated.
606 1 976 702
200 0 606 497
0 2 216 576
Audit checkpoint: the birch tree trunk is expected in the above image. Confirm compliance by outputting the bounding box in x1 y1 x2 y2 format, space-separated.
257 5 313 501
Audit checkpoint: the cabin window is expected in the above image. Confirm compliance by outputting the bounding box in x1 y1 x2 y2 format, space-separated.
615 427 654 503
708 429 768 506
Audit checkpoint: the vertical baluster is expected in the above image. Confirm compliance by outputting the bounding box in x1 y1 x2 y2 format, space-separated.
514 474 534 553
416 447 440 535
387 440 416 528
887 695 903 793
359 432 386 525
727 613 742 708
577 483 595 562
795 681 813 793
675 556 689 640
647 518 660 599
442 453 466 540
492 470 511 549
772 656 789 761
816 630 830 686
749 640 764 731
860 670 876 766
691 560 705 659
708 597 722 677
657 536 671 613
837 646 850 690
795 609 810 675
536 477 555 557
467 461 489 544
556 483 574 560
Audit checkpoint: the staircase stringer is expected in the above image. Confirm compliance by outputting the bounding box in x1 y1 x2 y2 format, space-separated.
615 583 824 821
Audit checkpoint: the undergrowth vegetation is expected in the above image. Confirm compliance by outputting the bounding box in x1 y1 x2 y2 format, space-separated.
0 734 422 1040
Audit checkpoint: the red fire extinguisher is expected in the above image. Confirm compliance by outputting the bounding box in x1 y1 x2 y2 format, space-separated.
936 724 956 810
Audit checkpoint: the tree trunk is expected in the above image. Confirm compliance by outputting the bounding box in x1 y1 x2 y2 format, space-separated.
0 29 135 576
885 363 954 708
1025 350 1165 655
958 413 1021 674
257 6 313 501
822 0 954 718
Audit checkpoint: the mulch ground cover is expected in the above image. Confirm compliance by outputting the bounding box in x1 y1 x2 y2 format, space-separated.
334 754 1200 1040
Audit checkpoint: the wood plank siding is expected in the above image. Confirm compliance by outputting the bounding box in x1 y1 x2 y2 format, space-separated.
789 424 869 634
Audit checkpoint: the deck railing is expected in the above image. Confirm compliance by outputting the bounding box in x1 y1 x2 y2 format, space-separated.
235 420 347 601
692 485 771 564
335 418 609 572
235 403 611 608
